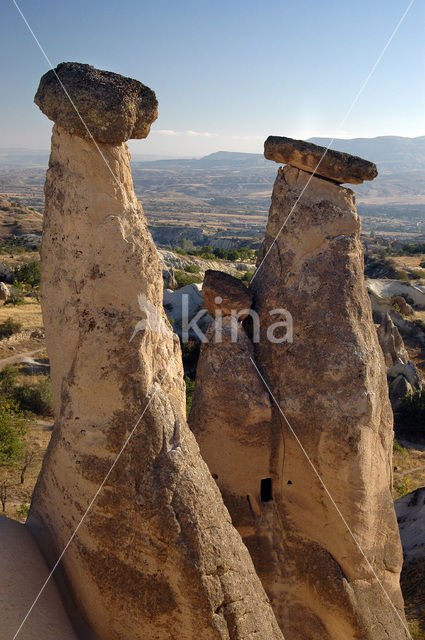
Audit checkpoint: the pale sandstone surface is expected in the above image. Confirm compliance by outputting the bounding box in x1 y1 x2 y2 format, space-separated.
0 516 78 640
26 124 283 640
35 62 158 144
264 136 378 184
191 164 409 639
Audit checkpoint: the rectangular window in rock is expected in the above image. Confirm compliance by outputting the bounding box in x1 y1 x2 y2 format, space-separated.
260 478 273 502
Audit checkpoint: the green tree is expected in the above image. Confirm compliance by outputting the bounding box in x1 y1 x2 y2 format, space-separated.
14 260 40 289
0 406 28 468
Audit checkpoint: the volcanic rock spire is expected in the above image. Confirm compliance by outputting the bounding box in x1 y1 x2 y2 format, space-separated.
190 137 410 639
28 63 283 640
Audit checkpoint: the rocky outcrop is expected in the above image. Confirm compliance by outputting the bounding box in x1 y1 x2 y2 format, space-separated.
378 313 409 368
203 270 251 319
27 64 283 640
163 282 212 341
191 149 409 638
392 295 414 316
377 313 423 407
0 281 9 301
264 136 378 184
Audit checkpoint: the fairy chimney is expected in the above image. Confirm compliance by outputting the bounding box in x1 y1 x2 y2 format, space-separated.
27 63 283 640
190 137 410 639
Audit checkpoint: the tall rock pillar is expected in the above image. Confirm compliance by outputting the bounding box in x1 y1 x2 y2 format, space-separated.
191 136 410 639
27 63 283 640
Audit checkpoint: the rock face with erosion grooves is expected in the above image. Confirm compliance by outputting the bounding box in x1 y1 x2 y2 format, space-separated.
191 158 409 638
264 135 378 184
27 65 284 640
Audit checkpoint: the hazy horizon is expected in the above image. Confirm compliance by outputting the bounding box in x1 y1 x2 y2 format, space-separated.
1 0 424 156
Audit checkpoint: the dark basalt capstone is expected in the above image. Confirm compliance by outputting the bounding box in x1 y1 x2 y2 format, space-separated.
34 62 158 144
264 135 378 184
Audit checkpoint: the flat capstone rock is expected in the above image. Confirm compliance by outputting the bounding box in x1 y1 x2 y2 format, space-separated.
34 62 158 144
264 135 378 184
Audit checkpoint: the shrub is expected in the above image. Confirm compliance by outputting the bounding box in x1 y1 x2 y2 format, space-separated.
184 264 200 274
0 365 19 394
0 317 22 338
409 620 425 640
0 406 28 468
173 270 202 289
13 260 40 288
240 270 254 284
4 294 25 306
395 477 411 498
410 269 425 280
393 439 408 456
184 376 195 416
395 390 425 439
12 378 53 416
16 501 30 518
413 319 425 332
394 269 410 282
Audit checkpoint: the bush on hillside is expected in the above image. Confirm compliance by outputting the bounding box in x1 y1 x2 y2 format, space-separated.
173 270 203 289
13 260 40 288
395 390 425 439
12 378 53 416
0 317 22 338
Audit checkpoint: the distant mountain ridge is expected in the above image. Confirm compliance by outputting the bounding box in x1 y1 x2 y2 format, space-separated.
2 135 425 172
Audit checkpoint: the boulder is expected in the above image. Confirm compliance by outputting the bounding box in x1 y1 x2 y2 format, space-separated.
27 66 283 640
264 135 378 184
392 295 414 316
389 374 413 406
203 270 251 319
388 362 422 389
34 62 158 144
0 281 9 301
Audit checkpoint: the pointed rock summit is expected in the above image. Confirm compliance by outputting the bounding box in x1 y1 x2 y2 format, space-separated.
27 64 283 640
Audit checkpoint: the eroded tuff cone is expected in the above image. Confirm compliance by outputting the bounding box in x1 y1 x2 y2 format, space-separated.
377 313 409 368
203 270 252 319
264 135 378 184
27 74 284 640
34 62 158 144
191 164 409 639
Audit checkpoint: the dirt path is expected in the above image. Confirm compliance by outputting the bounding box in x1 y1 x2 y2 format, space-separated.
0 347 44 370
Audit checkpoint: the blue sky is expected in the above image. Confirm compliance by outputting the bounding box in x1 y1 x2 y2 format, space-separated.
1 0 424 156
